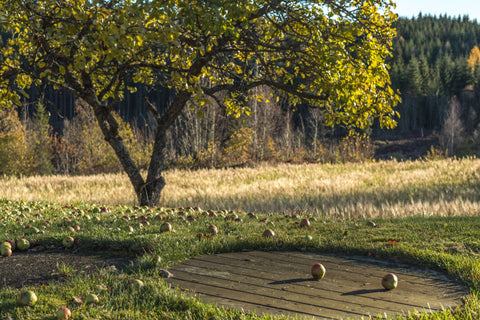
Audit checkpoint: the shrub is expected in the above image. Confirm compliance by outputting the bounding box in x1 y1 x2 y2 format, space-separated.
0 106 34 175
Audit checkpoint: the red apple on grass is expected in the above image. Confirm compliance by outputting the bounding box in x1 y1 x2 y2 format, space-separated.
311 263 326 280
381 273 398 290
56 307 72 319
262 229 275 237
18 290 37 306
1 246 12 257
300 219 311 228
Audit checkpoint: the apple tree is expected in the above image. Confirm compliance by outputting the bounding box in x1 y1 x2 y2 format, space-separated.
0 0 400 206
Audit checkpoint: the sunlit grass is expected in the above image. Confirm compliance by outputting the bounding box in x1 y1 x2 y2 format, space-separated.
2 158 480 219
0 200 479 319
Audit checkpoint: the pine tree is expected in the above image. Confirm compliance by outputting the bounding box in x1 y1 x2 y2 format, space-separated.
406 57 423 96
452 58 473 95
29 102 55 175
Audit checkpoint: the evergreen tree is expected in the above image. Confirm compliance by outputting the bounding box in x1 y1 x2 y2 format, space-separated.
390 15 480 132
452 58 473 95
406 57 423 96
29 102 55 175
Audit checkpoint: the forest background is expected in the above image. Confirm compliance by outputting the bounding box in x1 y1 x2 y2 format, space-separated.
2 14 480 176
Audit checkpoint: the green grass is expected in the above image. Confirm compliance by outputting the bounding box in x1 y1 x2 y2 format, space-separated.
0 199 479 319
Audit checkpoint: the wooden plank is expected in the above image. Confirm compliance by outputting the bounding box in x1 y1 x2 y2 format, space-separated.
172 266 379 319
166 251 469 320
175 258 410 313
213 251 467 305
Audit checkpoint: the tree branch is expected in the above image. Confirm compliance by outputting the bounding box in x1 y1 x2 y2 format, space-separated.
204 80 328 102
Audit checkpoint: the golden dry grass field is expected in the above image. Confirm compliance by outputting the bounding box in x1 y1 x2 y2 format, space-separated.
2 158 480 219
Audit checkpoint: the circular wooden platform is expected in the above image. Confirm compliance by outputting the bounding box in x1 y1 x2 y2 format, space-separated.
166 251 469 320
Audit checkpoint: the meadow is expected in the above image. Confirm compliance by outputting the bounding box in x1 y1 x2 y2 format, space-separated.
0 159 480 319
2 158 480 219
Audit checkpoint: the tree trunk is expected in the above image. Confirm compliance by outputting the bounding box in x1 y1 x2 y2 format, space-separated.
93 102 146 203
140 90 192 206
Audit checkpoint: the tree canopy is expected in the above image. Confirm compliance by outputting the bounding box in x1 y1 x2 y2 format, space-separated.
0 0 400 206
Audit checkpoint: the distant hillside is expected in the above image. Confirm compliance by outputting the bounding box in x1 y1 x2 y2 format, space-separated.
389 14 480 136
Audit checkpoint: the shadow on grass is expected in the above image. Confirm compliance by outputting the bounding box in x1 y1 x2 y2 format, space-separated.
182 174 480 217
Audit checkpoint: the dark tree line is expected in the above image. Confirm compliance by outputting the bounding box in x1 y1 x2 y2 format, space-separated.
389 14 480 136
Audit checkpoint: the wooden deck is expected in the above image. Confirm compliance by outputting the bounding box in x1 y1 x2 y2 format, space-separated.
166 251 469 320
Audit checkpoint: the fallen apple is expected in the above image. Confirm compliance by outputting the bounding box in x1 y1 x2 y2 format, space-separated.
1 246 12 257
0 241 11 250
18 290 37 306
381 273 398 290
132 279 144 289
304 235 313 241
300 219 311 228
56 307 72 319
7 240 16 250
208 225 218 235
85 293 99 304
160 222 172 232
62 236 75 248
311 263 326 280
262 229 275 237
16 238 30 251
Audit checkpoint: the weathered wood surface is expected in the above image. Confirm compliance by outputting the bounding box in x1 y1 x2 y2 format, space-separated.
166 251 469 320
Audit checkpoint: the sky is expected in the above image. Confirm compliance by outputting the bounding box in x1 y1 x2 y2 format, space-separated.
393 0 480 22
